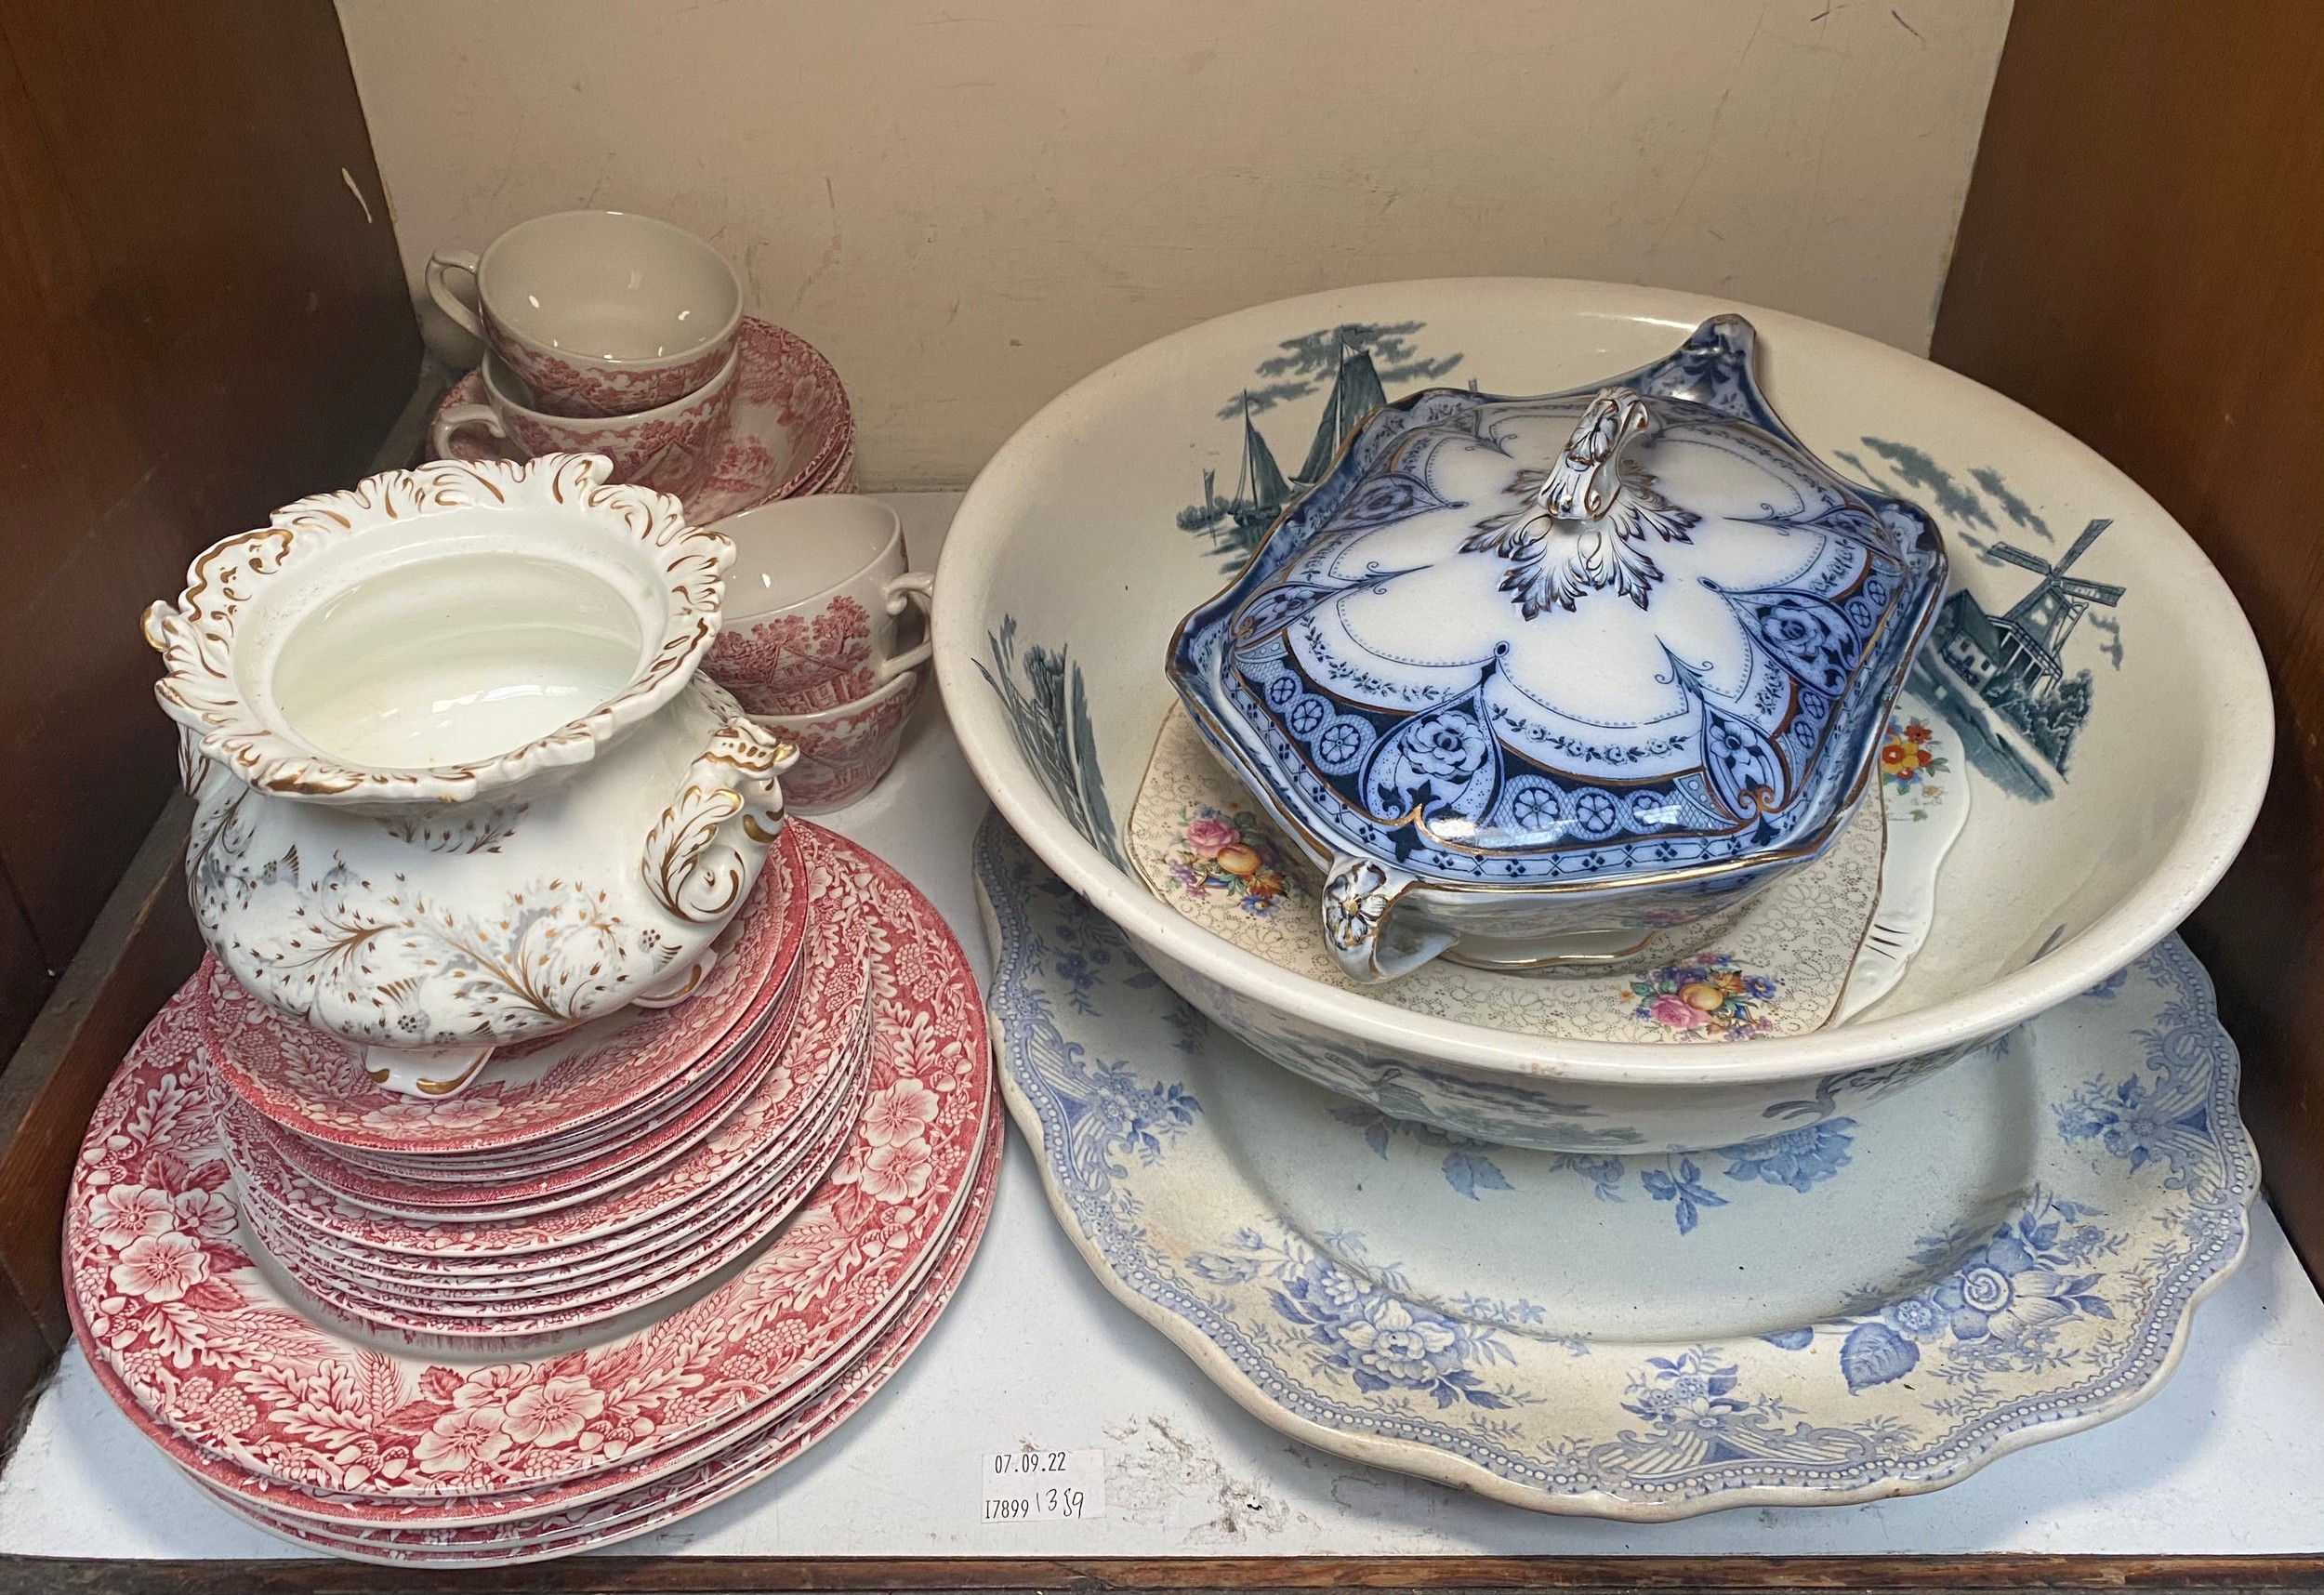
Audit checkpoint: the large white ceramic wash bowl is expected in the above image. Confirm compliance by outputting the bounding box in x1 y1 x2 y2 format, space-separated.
145 453 794 1096
933 279 2272 1153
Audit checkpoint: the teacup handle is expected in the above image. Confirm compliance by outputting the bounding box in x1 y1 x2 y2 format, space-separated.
1322 855 1454 983
430 402 508 462
873 571 935 684
641 717 797 924
425 248 486 341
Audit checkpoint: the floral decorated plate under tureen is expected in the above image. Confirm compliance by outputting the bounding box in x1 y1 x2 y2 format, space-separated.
978 817 2255 1519
1168 316 1947 982
1124 687 1968 1045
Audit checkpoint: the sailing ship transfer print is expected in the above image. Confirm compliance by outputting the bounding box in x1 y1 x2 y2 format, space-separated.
1178 323 1463 571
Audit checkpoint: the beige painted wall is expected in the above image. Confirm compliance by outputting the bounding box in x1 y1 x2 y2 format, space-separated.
337 0 2012 488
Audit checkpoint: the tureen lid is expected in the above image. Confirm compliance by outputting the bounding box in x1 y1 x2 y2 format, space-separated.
1168 315 1946 893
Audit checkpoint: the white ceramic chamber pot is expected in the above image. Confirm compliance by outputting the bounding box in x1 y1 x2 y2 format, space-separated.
426 210 745 417
429 344 740 500
143 454 796 1099
704 495 935 717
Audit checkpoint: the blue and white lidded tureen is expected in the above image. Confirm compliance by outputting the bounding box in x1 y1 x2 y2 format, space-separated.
1167 316 1946 983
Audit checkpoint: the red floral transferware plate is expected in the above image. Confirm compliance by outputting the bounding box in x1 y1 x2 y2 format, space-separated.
233 943 865 1292
168 1108 999 1543
200 828 809 1156
297 977 803 1185
243 1055 869 1336
207 1124 994 1562
218 851 873 1267
231 994 864 1284
68 829 989 1502
236 1006 876 1339
159 1106 997 1538
434 318 856 525
111 1109 997 1557
242 1051 868 1311
78 1015 985 1544
231 983 799 1219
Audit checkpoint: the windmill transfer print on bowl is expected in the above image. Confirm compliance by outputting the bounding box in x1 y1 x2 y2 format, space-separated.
1836 440 2127 805
1131 692 1967 1041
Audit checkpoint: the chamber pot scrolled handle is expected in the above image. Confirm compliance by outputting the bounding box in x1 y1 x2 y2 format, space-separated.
641 717 796 926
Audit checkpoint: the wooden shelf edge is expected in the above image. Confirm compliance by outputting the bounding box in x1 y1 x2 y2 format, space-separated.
0 1551 2317 1594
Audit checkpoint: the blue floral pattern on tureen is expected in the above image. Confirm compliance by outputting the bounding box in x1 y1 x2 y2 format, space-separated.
1168 316 1948 892
977 816 2256 1517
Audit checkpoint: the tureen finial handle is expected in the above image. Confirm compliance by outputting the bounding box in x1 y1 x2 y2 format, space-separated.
1537 387 1657 523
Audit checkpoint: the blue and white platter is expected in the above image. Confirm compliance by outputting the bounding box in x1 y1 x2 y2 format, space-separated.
976 816 2258 1519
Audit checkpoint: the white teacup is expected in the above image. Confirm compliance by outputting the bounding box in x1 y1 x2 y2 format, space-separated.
426 210 743 417
706 497 934 716
431 346 739 499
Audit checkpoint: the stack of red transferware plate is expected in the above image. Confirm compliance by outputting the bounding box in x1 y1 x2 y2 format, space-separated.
65 823 997 1565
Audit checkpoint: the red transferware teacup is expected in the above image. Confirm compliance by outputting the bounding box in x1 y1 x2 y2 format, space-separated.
706 495 933 716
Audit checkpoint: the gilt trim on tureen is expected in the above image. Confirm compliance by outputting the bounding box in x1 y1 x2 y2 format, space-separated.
142 454 733 806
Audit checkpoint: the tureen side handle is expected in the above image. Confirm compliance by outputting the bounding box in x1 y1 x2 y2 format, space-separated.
1321 855 1455 984
640 717 797 924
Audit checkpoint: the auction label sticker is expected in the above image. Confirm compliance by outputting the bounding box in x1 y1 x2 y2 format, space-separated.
981 1446 1106 1522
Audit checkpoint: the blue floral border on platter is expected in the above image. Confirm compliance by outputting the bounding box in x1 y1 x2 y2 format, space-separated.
976 813 2260 1514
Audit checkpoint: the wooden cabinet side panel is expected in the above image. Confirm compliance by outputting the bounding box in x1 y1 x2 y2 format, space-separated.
1931 0 2324 1276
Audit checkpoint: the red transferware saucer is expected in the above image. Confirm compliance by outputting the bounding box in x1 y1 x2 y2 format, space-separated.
300 976 805 1185
236 1034 861 1294
239 965 868 1295
244 1041 868 1325
233 986 795 1219
434 318 855 523
234 979 875 1336
218 828 874 1264
242 1054 870 1343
